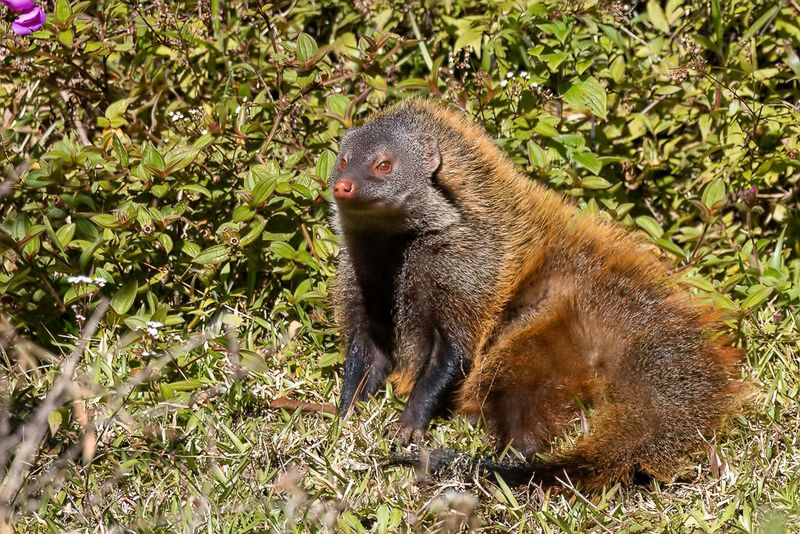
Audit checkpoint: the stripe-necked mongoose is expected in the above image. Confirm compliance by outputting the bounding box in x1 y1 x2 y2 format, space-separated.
329 99 746 489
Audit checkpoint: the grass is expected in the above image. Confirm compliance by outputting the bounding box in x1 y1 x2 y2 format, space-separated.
4 303 797 532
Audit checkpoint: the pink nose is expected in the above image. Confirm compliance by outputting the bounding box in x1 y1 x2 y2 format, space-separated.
333 179 357 200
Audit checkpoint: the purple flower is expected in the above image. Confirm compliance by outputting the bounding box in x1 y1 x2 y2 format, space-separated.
1 0 35 12
11 6 45 35
739 184 758 208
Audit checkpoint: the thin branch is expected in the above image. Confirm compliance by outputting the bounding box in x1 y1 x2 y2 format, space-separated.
0 299 108 510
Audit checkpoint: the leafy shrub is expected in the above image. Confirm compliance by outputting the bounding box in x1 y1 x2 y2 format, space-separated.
2 0 797 343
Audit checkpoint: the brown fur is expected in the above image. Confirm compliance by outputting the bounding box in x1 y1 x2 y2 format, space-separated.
332 99 747 489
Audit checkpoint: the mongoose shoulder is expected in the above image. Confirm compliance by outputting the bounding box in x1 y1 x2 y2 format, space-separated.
329 99 746 488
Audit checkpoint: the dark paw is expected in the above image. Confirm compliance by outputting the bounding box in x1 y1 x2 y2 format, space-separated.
386 421 425 446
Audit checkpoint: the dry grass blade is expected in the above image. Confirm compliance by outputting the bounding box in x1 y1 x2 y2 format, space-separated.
0 299 109 522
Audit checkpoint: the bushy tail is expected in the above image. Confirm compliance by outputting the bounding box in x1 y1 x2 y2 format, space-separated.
391 376 747 490
389 448 604 487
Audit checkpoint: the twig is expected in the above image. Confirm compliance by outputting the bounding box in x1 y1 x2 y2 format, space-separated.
59 91 91 146
300 224 318 259
0 299 108 510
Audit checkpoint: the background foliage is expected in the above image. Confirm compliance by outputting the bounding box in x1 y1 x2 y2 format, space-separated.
1 0 798 530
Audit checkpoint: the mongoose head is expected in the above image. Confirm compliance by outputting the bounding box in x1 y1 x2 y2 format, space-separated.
330 113 443 232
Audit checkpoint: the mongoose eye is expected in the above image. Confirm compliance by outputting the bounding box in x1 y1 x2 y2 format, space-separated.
376 160 392 173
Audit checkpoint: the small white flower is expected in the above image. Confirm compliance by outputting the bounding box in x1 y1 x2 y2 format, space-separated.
235 105 241 114
146 321 164 337
506 71 514 79
68 275 94 285
200 128 208 135
520 70 529 78
93 278 107 287
500 79 508 88
532 81 539 87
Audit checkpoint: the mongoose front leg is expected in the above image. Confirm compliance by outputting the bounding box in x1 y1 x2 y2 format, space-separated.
393 328 467 445
338 330 392 417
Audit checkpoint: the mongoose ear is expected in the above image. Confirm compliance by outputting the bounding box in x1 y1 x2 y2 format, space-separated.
422 134 441 174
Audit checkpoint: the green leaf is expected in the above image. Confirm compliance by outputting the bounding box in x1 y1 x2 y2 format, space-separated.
84 41 104 54
581 176 612 189
79 240 103 270
105 99 131 128
296 33 318 62
453 22 485 54
538 20 570 43
92 213 119 228
395 78 429 89
576 59 593 75
240 350 268 373
143 143 166 173
151 184 169 198
58 30 74 48
701 179 726 212
55 0 71 25
251 178 276 206
112 280 138 315
528 142 550 167
635 216 664 239
165 148 199 174
182 242 201 258
192 245 229 265
573 152 602 175
563 77 607 119
316 149 336 181
232 205 255 222
194 133 215 149
655 238 687 258
325 95 350 118
609 56 625 84
178 184 212 198
768 228 785 271
157 233 173 254
647 0 671 33
742 5 779 41
542 52 569 70
270 241 296 260
55 223 76 249
47 410 63 436
112 134 129 166
741 285 773 311
534 119 559 138
240 219 267 247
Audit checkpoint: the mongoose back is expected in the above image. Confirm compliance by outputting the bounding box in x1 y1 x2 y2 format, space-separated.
330 99 746 489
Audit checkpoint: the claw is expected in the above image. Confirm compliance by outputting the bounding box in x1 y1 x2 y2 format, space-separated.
387 421 425 446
